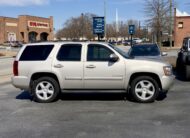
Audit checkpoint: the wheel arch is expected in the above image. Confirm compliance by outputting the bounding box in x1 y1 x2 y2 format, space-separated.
30 72 60 90
128 72 162 91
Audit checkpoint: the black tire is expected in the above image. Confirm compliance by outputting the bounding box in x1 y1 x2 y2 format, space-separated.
176 58 181 76
184 65 190 80
130 76 159 103
31 77 60 103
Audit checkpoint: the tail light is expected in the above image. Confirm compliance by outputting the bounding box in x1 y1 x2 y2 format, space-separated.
13 61 18 76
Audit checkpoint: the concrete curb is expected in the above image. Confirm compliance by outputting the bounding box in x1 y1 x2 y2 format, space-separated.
0 56 14 59
0 75 12 85
0 81 11 86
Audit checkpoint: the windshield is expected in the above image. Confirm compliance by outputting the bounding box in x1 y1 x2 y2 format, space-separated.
129 45 161 57
108 44 129 58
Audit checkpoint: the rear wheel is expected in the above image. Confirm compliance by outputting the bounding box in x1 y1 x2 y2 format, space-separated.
31 77 60 103
130 76 159 103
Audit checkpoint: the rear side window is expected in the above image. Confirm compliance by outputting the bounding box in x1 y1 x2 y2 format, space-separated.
57 44 82 61
20 45 54 61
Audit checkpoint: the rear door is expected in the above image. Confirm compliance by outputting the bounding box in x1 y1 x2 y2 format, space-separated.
53 44 84 89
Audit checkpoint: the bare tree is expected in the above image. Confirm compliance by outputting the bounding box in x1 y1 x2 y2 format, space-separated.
144 0 171 46
106 19 144 41
56 13 96 40
56 14 146 41
106 23 116 40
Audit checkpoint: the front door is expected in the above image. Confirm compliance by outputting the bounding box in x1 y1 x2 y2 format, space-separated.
84 44 125 89
54 44 84 89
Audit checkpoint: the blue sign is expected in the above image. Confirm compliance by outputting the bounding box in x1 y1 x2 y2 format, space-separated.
93 17 105 34
128 25 135 35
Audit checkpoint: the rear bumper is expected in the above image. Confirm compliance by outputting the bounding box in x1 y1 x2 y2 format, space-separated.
161 75 175 91
11 76 30 90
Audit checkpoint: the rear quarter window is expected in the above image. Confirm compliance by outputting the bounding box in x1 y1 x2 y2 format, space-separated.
19 45 54 61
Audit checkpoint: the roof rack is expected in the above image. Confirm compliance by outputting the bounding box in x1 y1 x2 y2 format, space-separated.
29 40 107 43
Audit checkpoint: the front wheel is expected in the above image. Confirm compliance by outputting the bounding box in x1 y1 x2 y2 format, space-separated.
31 77 60 103
184 65 190 80
130 76 159 103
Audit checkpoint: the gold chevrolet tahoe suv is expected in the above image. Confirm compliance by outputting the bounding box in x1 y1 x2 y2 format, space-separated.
12 42 174 103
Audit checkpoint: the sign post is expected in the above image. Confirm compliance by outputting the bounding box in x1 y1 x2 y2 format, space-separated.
128 25 135 46
93 17 105 41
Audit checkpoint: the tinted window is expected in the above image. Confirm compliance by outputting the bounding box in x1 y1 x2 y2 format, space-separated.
57 44 82 61
129 45 160 56
20 45 54 61
183 39 188 50
87 44 113 61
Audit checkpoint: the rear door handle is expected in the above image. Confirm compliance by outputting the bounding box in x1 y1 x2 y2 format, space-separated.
86 65 96 68
54 64 64 68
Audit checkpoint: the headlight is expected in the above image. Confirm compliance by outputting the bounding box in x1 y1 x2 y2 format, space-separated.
163 66 173 76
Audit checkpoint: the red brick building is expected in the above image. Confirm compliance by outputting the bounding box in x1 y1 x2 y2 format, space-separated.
0 15 54 44
174 8 190 47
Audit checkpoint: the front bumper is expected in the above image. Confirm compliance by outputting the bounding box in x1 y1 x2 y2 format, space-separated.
161 75 175 91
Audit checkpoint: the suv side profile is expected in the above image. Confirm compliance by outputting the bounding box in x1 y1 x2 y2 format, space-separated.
12 42 174 103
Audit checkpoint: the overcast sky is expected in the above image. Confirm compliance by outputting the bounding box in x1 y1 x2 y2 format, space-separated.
0 0 189 30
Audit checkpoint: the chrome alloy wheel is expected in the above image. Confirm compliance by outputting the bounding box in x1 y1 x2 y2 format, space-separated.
35 81 55 101
135 80 155 101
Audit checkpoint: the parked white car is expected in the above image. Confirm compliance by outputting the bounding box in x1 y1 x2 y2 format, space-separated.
12 42 174 103
133 38 143 44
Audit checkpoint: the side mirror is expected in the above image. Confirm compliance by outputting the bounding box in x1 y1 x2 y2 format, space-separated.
110 54 119 62
161 52 168 56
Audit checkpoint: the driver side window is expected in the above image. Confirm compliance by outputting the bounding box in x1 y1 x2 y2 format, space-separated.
87 44 113 61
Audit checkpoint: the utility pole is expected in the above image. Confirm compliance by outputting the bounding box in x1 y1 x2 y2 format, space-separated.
116 8 119 42
104 0 107 41
170 0 173 48
81 13 84 41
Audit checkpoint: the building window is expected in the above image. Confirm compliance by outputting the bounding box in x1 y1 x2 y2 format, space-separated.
178 22 183 29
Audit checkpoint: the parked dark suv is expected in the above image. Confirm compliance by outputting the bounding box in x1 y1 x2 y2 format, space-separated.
176 37 190 80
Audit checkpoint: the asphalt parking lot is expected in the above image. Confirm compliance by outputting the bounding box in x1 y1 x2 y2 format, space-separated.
0 47 189 138
0 79 190 138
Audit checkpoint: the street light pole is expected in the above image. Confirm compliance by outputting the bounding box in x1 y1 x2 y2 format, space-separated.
170 0 173 48
104 0 107 41
81 13 84 41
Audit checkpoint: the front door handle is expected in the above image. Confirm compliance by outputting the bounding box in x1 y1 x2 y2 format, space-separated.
86 65 96 68
54 64 64 68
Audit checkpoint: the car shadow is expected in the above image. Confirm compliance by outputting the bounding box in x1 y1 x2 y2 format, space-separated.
156 92 167 101
16 91 32 101
16 91 167 102
60 92 129 101
16 91 131 102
